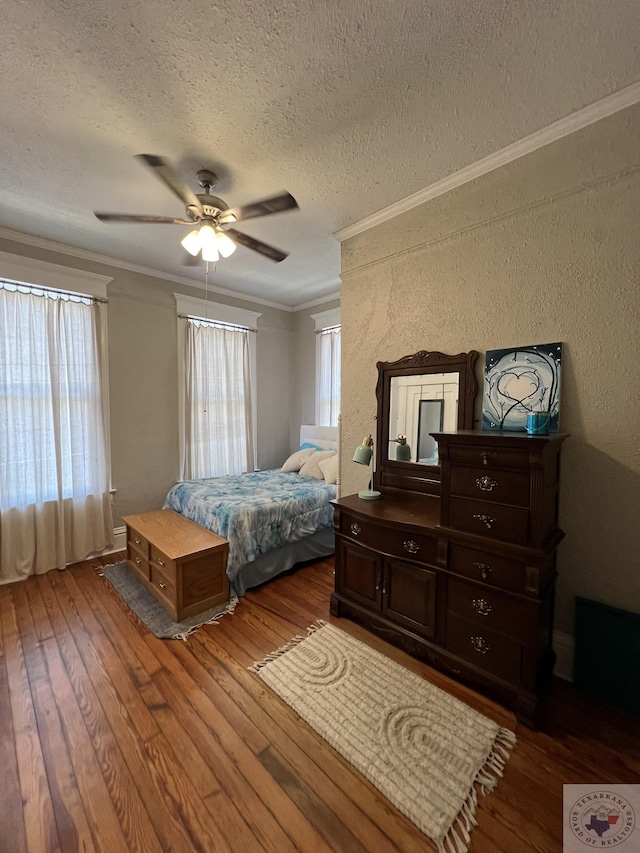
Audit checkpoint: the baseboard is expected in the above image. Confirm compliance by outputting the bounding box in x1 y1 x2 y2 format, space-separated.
552 630 575 682
103 525 126 556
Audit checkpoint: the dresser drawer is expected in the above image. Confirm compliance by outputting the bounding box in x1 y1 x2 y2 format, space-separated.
446 614 523 683
449 497 529 545
447 578 524 640
448 445 530 470
150 563 177 601
150 544 176 575
340 514 438 566
128 548 149 581
448 543 528 593
127 526 150 560
449 466 530 507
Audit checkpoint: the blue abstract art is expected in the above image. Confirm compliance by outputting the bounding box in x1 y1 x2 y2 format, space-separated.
482 342 563 432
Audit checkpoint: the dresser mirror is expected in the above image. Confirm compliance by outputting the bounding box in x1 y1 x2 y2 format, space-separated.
375 350 478 495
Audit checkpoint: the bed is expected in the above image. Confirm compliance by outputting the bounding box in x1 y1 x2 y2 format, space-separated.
163 425 340 597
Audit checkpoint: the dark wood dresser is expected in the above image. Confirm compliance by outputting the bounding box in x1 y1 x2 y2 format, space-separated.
331 430 567 727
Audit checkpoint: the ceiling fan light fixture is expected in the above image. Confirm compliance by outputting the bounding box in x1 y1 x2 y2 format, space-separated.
181 229 202 256
199 223 219 262
215 229 236 258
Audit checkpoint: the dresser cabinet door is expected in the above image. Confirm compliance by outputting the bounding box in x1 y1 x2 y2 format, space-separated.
336 539 383 612
383 558 437 639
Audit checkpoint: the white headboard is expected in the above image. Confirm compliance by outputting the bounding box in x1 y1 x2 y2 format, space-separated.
299 424 338 451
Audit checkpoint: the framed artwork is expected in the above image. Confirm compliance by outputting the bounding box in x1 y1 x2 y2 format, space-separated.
482 342 563 432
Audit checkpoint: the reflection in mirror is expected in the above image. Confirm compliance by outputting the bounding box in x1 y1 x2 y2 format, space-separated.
376 350 478 495
388 372 460 464
417 399 444 463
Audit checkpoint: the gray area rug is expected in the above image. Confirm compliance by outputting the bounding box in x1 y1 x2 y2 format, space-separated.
251 621 516 853
101 561 237 641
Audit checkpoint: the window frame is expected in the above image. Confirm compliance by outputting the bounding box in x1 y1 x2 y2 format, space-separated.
175 293 261 479
311 307 341 427
0 250 113 492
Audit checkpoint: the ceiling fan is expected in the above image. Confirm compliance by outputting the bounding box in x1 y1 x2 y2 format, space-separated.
94 154 298 263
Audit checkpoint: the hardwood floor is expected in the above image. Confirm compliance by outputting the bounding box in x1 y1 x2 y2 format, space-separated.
1 553 637 853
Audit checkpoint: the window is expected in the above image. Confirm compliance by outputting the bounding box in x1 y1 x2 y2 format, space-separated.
311 308 341 427
175 294 261 480
0 251 113 583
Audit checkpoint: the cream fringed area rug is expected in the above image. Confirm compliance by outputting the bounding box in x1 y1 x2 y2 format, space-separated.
250 622 516 853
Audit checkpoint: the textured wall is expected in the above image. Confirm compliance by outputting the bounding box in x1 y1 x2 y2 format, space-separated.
340 104 640 635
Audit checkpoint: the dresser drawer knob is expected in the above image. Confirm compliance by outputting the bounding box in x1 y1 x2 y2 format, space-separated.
158 580 166 590
471 636 491 654
472 561 493 580
480 451 497 466
158 558 165 567
135 556 141 566
403 539 420 554
350 522 361 537
475 475 498 492
472 598 493 616
473 513 495 529
135 537 141 545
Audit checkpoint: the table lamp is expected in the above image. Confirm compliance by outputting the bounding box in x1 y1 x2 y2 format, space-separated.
390 434 412 461
352 435 381 500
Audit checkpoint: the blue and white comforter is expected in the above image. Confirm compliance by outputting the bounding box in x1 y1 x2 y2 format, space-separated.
163 469 336 583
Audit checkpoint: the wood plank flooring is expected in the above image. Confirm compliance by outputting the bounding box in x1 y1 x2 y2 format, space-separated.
1 553 637 853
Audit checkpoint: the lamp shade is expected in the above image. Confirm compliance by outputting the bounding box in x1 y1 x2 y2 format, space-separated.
395 442 412 461
392 434 412 461
353 441 373 465
215 229 237 258
181 229 202 256
352 435 380 500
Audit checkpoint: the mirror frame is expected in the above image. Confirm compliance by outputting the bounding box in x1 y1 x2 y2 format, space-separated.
375 350 479 496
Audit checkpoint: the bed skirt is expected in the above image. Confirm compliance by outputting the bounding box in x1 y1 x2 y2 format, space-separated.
231 527 334 597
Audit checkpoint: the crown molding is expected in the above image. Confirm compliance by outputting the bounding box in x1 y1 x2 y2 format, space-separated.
292 287 342 312
0 226 299 312
335 82 640 242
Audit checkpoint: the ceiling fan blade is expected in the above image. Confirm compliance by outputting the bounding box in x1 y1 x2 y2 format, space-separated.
135 154 204 216
218 192 298 224
94 212 193 224
226 228 288 262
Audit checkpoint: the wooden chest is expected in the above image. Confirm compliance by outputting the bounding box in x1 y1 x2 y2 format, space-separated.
123 509 229 622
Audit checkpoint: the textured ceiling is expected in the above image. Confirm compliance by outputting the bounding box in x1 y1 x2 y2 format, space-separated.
1 0 638 308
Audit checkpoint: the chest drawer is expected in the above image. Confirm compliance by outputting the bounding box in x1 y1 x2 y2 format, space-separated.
449 497 529 545
448 543 528 593
150 544 176 576
449 445 530 470
446 614 523 684
127 527 150 559
447 578 524 640
340 514 438 566
449 466 530 507
150 563 177 602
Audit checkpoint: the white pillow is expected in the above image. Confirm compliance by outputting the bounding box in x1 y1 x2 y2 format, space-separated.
318 453 338 484
299 450 336 480
281 447 315 472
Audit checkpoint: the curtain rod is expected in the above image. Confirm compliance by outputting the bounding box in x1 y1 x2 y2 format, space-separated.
177 313 257 333
0 278 108 304
316 324 341 335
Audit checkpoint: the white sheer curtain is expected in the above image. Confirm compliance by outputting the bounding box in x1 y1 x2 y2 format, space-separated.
0 284 114 584
183 320 254 479
317 326 341 427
